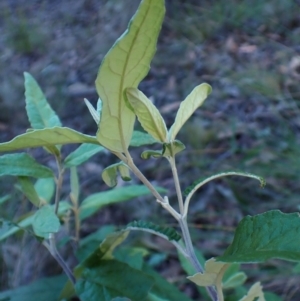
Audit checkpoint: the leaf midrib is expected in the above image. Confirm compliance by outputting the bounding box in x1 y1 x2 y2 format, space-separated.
118 2 152 152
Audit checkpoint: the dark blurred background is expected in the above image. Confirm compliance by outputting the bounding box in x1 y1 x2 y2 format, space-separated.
1 0 300 299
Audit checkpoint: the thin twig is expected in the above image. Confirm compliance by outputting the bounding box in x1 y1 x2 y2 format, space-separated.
168 157 184 215
44 234 76 285
113 151 165 203
54 155 65 215
179 218 218 301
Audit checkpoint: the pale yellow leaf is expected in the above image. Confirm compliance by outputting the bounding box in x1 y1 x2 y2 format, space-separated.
169 83 212 141
96 0 165 152
239 282 265 301
187 258 228 287
187 258 229 301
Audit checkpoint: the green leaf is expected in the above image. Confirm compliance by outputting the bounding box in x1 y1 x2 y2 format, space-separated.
64 143 105 167
0 153 53 178
222 263 247 290
76 260 154 301
76 225 117 262
80 185 166 220
0 201 71 241
126 88 167 143
130 131 158 147
96 0 165 152
24 72 62 129
32 205 60 238
168 83 212 141
147 293 168 301
223 272 247 289
0 274 67 301
264 292 283 301
141 141 185 160
142 264 194 301
112 298 131 301
0 215 34 241
64 131 156 167
114 247 147 270
101 163 121 188
126 220 181 241
18 176 41 207
83 231 129 267
60 231 129 300
0 194 10 205
34 178 55 203
84 98 101 124
141 150 163 159
102 162 131 187
0 127 98 152
218 210 300 263
118 164 131 181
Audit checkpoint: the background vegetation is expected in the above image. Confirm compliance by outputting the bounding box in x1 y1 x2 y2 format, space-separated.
1 0 300 299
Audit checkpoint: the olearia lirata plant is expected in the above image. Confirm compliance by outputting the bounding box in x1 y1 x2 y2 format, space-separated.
1 1 300 301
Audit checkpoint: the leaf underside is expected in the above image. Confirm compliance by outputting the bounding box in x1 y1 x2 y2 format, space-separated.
96 0 165 152
169 83 212 141
0 127 98 152
126 88 168 143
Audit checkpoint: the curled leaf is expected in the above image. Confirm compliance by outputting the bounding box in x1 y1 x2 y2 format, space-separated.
162 140 185 157
141 150 163 160
184 171 265 217
102 162 131 187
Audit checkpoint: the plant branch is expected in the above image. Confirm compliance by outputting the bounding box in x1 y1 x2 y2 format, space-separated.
156 196 181 220
168 157 184 215
113 150 165 203
43 234 76 285
179 217 218 301
54 155 65 215
70 193 80 243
